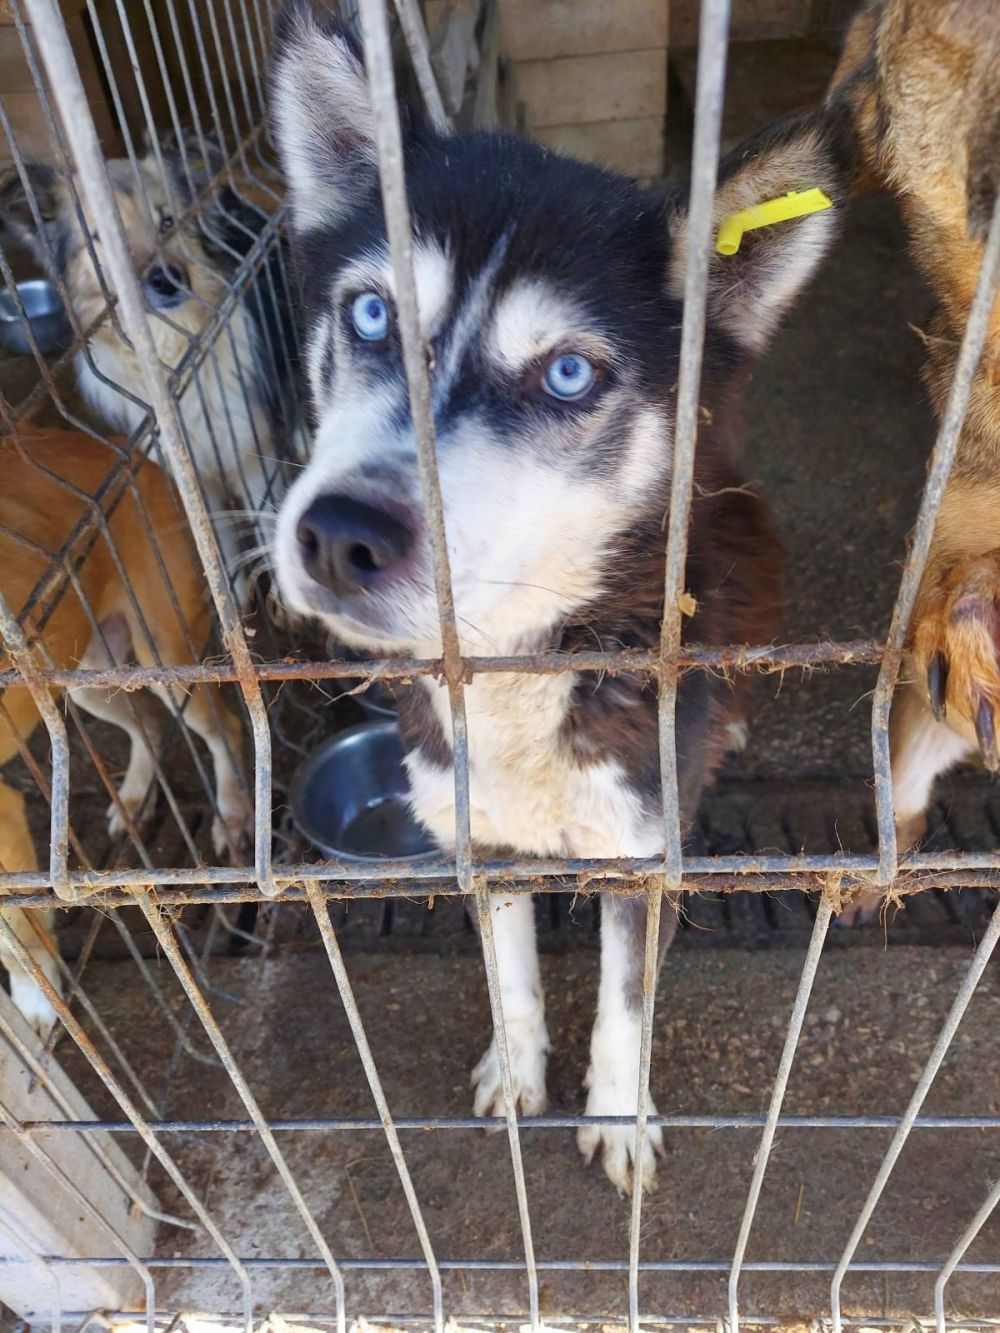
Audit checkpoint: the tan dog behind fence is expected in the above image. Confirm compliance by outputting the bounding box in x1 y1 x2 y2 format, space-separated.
0 426 251 1035
829 0 1000 921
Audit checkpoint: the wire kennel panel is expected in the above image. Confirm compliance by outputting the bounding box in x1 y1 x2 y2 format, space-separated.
0 0 996 1331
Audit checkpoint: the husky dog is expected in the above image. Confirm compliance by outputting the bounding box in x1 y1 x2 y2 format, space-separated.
269 2 848 1193
0 149 293 605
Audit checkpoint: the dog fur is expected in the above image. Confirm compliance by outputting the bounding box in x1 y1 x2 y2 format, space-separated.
0 150 291 606
829 1 1000 922
0 426 251 1036
269 2 849 1192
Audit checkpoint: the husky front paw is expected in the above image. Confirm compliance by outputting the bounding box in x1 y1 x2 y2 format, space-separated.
576 1067 663 1196
471 1014 549 1119
913 550 1000 768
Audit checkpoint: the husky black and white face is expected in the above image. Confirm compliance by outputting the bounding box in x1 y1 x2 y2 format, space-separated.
270 3 844 656
278 139 682 655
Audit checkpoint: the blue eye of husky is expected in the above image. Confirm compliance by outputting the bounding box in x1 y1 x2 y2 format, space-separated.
351 291 390 342
543 352 596 401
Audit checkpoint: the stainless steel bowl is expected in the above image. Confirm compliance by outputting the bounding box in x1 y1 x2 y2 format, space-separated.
290 719 435 861
0 279 73 356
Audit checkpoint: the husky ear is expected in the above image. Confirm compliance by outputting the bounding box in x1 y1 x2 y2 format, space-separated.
270 0 378 232
667 108 853 353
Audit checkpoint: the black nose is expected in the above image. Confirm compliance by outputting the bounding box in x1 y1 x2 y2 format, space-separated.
296 494 414 596
144 263 186 306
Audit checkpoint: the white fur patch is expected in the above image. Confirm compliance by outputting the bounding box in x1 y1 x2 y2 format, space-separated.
487 278 607 373
272 14 376 231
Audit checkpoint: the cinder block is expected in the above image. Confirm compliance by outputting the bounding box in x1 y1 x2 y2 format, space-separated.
500 0 667 61
518 48 666 128
535 116 665 180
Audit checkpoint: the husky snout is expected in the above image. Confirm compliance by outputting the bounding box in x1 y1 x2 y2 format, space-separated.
296 493 416 597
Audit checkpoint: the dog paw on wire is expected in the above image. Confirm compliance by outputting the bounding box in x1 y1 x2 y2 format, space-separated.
912 549 1000 767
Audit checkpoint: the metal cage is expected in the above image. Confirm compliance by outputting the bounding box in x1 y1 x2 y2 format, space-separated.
0 1 997 1331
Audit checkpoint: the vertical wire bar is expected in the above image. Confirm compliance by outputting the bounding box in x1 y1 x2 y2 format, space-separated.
306 884 444 1333
0 1093 156 1333
134 892 347 1333
934 1176 1000 1333
23 0 277 896
657 0 730 888
728 898 833 1333
391 0 451 131
355 5 538 1317
0 915 254 1332
633 5 729 1328
627 883 664 1333
830 899 1000 1332
473 885 540 1332
0 590 70 899
870 195 1000 884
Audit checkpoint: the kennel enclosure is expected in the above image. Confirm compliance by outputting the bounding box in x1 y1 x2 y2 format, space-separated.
0 1 996 1331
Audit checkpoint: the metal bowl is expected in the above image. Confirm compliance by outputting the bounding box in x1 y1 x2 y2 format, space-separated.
0 279 73 356
290 719 436 861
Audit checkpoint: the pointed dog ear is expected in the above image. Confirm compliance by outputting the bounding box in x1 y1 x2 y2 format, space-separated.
269 0 379 233
667 107 854 353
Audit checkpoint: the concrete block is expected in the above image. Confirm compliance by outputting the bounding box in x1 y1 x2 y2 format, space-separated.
535 115 665 179
518 48 666 127
500 0 667 61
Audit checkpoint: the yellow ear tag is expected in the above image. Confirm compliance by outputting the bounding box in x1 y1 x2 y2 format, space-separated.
716 187 832 256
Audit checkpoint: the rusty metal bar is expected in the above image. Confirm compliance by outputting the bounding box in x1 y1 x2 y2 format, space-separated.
358 1 540 1327
830 898 1000 1332
871 194 1000 885
2 850 1000 899
22 0 276 897
306 884 444 1333
0 589 71 899
934 1175 1000 1333
19 1110 1000 1133
728 899 832 1332
657 0 730 889
134 891 347 1333
628 883 665 1333
0 636 884 692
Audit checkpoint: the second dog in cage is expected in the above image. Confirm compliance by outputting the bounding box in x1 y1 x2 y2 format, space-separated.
0 147 289 608
269 6 848 1192
0 426 251 1035
830 0 1000 922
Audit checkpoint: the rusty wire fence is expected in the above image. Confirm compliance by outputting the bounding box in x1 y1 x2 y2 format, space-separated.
0 0 995 1331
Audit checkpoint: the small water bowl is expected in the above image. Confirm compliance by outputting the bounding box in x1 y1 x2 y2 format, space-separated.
290 719 435 861
0 279 73 356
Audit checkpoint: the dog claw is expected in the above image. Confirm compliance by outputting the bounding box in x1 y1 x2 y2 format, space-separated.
976 698 999 770
927 653 948 721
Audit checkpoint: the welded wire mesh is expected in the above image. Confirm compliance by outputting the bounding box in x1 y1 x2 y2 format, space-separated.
0 1 996 1332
